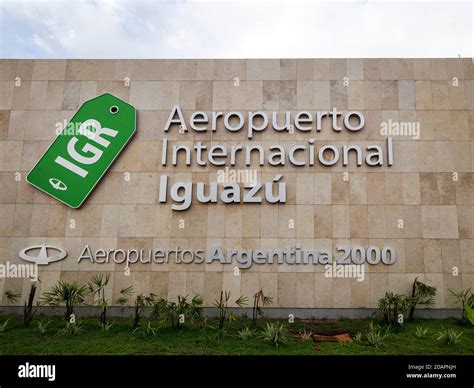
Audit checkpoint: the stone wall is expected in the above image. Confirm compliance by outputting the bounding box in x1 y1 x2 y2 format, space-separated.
0 59 472 311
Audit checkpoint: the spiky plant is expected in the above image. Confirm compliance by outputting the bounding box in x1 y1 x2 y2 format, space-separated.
436 327 463 346
377 291 410 325
151 295 203 329
252 289 273 327
4 290 21 305
261 322 287 347
213 291 248 330
132 293 156 329
448 288 474 323
237 326 255 340
408 278 436 320
40 281 89 320
88 274 111 325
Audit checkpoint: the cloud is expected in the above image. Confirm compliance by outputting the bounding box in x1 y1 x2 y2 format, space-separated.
0 0 472 58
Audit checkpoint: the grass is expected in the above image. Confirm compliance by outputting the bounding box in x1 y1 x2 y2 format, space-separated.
0 314 473 355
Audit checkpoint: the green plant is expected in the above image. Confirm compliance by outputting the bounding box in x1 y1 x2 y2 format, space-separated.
4 290 20 304
465 303 474 325
88 274 110 325
252 289 273 327
36 320 50 338
115 286 134 306
133 321 157 338
353 332 362 342
23 281 39 327
213 291 248 330
237 326 255 340
377 291 410 325
365 321 390 349
132 293 156 329
57 321 83 336
448 288 474 323
261 322 287 347
436 327 463 346
0 318 10 333
408 278 436 320
415 325 428 338
41 281 88 320
99 322 113 332
152 295 203 329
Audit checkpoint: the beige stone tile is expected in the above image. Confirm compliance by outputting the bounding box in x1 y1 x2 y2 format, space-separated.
346 59 363 81
2 140 22 171
402 173 420 204
332 205 350 238
280 59 296 80
347 80 364 110
398 80 415 110
421 205 440 238
414 59 430 79
438 205 459 238
0 60 18 80
364 59 380 80
297 81 314 109
460 239 474 274
380 59 400 80
330 80 347 109
364 81 381 109
296 59 313 80
203 272 223 305
263 81 279 110
432 81 449 109
333 278 352 307
368 205 386 238
65 60 99 80
277 272 296 307
279 80 296 110
350 205 368 238
415 80 432 109
430 59 447 80
314 81 330 109
295 273 315 307
296 205 314 239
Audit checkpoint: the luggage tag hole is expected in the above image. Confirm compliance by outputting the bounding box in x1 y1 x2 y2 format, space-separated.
110 106 119 114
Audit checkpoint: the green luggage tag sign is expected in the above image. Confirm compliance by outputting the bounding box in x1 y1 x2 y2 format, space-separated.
27 93 136 208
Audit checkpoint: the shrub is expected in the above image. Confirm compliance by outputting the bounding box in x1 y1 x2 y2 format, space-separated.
132 293 156 329
213 291 248 330
436 327 463 346
448 288 474 323
57 321 83 337
252 290 273 327
414 325 428 338
23 282 39 327
87 274 110 325
365 321 390 349
133 321 157 338
237 326 255 340
41 281 88 320
408 278 436 320
0 318 10 333
36 320 50 338
261 322 287 347
377 291 410 325
152 295 203 329
4 290 20 304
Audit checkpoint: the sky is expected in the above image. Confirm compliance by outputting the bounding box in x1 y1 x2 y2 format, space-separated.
0 0 472 58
